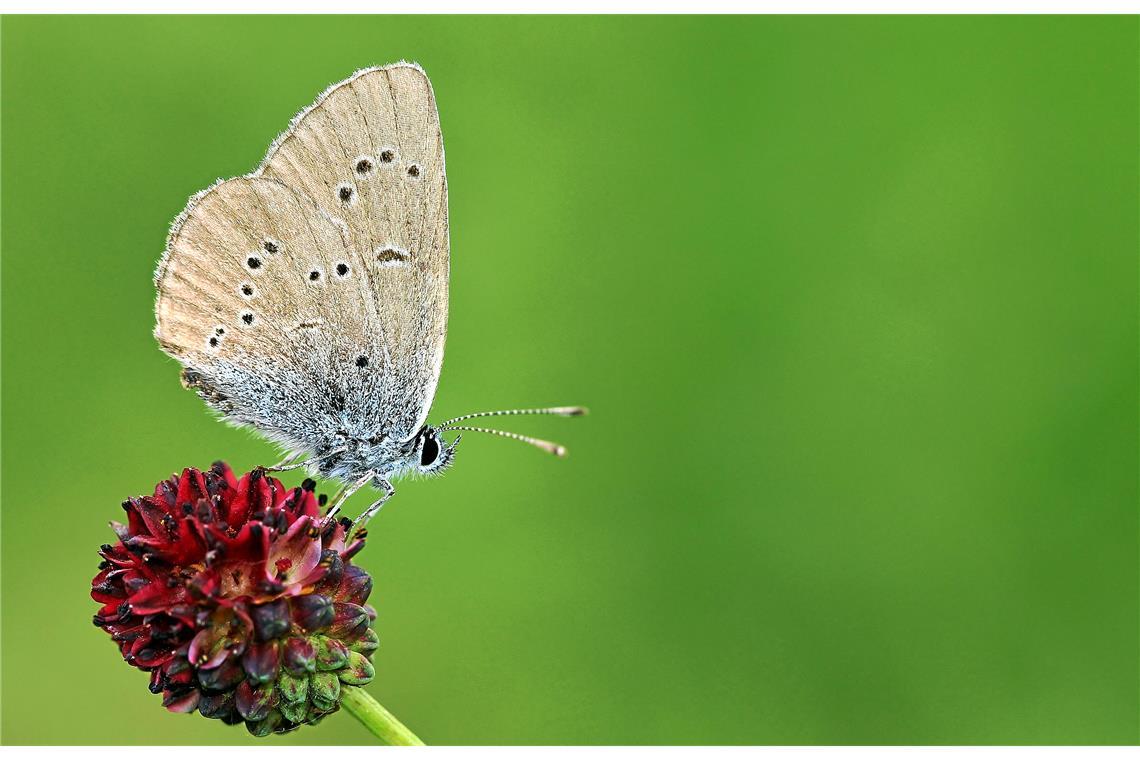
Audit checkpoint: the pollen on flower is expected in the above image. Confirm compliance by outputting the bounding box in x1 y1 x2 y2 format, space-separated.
91 463 378 736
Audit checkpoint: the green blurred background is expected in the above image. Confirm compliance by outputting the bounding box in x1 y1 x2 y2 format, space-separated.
2 15 1137 745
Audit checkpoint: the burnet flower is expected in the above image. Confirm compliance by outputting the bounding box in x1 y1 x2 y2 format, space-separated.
92 462 378 736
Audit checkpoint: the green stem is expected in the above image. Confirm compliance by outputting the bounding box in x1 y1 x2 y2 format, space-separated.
340 685 425 745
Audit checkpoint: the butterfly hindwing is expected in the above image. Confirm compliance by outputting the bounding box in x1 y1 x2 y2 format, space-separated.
155 176 392 450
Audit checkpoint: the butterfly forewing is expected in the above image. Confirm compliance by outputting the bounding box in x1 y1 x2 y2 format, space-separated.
256 63 449 440
154 63 449 458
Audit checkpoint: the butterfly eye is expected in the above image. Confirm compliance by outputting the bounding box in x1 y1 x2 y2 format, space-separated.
420 434 440 467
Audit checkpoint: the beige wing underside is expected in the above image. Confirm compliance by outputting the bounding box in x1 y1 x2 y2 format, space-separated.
154 64 449 448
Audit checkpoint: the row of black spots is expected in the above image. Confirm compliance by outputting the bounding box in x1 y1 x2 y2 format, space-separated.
353 149 397 176
339 152 421 204
245 261 351 289
206 324 226 351
305 262 352 284
244 238 281 274
207 312 256 351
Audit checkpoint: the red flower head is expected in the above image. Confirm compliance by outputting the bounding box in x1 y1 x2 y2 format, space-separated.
92 462 378 735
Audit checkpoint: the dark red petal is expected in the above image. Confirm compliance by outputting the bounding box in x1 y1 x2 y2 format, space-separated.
110 519 132 543
327 602 370 639
197 689 236 721
250 599 291 642
282 636 316 676
162 687 200 713
291 594 334 632
312 551 345 594
91 573 127 604
122 498 152 538
187 607 248 669
128 579 187 615
149 669 164 694
133 496 177 541
242 640 280 684
197 657 244 692
188 628 225 670
337 564 373 606
153 475 179 509
286 486 321 521
267 516 322 586
165 653 192 678
228 470 274 526
175 468 210 516
130 640 170 669
341 535 366 561
210 460 239 490
235 680 276 722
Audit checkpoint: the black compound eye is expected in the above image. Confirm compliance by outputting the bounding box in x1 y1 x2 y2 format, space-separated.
420 434 440 467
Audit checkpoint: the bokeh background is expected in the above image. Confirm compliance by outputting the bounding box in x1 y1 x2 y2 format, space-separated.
2 15 1136 745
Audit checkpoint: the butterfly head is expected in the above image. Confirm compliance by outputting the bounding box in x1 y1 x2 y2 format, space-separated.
410 425 460 476
361 406 585 481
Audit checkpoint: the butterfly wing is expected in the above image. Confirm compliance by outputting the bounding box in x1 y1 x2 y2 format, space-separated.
255 63 449 441
156 177 389 452
154 63 448 457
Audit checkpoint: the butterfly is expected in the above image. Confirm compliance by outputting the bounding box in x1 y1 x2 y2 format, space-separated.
154 63 585 527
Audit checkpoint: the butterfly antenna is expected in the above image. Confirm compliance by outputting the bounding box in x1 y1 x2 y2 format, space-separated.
439 425 570 457
438 406 588 428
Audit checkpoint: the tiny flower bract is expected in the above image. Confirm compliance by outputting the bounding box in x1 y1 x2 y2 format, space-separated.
92 462 378 735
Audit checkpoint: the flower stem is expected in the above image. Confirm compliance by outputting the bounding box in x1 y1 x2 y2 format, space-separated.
340 685 425 745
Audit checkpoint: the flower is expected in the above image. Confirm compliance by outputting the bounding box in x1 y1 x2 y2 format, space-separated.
92 462 378 736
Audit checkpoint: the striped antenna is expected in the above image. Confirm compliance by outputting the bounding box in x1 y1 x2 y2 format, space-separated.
439 425 569 457
438 406 587 429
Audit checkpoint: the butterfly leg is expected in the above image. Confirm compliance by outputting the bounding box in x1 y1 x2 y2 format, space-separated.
324 470 376 520
267 447 348 474
264 451 305 472
352 478 395 531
